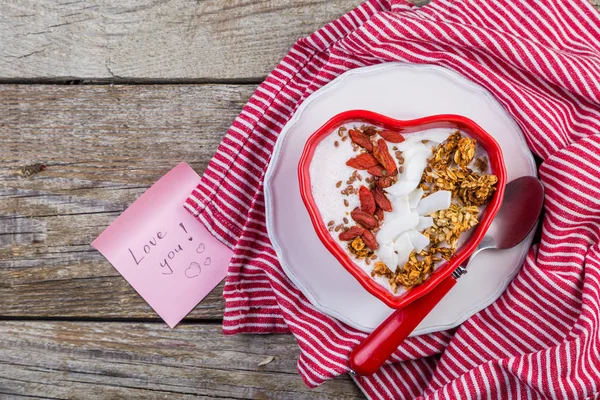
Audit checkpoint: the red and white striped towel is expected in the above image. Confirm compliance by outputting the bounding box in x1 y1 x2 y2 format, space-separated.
185 1 600 398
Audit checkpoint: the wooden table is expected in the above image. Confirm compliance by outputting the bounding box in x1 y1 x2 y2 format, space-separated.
1 1 598 398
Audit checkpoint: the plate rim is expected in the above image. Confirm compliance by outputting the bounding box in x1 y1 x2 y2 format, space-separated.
264 62 537 333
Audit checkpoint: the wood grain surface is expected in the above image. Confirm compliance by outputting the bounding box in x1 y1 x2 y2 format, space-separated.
0 0 364 81
0 84 258 320
0 321 363 399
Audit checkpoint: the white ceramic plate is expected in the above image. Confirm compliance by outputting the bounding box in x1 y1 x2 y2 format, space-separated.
264 63 536 334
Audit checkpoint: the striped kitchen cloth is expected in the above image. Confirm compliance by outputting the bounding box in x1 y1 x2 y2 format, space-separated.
185 0 600 398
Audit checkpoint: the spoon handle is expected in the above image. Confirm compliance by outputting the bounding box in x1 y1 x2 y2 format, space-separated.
349 276 458 376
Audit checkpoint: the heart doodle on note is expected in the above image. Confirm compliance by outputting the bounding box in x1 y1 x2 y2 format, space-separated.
185 262 201 278
196 243 205 254
204 257 211 266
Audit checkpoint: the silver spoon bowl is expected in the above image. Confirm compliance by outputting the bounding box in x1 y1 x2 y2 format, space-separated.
452 176 544 278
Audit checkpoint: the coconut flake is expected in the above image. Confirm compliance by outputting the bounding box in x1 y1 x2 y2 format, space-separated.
394 129 452 152
387 147 430 197
415 216 434 231
385 178 420 197
378 242 398 269
389 195 411 217
376 211 419 244
393 232 414 267
417 190 452 216
408 188 424 209
407 230 430 253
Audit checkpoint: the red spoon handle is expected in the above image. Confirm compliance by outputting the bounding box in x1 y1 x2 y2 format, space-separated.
349 276 458 376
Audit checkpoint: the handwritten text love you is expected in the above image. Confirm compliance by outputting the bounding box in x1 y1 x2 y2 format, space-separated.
127 222 210 277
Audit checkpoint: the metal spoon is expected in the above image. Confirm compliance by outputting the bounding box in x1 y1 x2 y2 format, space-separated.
350 176 545 376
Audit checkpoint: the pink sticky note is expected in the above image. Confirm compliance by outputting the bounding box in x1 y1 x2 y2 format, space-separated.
92 163 232 328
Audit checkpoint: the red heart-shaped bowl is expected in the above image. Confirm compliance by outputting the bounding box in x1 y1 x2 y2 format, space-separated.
298 110 506 309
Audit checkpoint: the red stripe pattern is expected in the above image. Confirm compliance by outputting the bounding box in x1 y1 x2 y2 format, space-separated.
185 1 600 398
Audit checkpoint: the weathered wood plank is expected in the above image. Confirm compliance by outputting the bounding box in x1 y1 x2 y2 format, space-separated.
0 0 366 81
0 321 363 399
0 84 257 319
2 0 597 82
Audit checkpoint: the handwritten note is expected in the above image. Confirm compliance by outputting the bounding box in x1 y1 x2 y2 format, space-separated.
92 163 232 328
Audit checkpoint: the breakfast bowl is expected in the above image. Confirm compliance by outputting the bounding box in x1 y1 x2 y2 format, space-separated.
298 110 507 309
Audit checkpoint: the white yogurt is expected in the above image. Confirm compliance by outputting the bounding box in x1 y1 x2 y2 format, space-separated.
309 124 488 295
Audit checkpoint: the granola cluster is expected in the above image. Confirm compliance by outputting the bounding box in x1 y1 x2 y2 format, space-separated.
459 173 498 206
372 130 498 291
430 131 461 170
424 204 480 249
349 237 373 259
394 251 441 289
455 137 476 167
430 131 476 169
421 130 497 207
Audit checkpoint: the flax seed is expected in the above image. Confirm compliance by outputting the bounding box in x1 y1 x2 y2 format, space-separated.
344 199 349 207
336 181 342 188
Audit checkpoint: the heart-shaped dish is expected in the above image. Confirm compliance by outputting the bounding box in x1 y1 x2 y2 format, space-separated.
298 110 506 309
